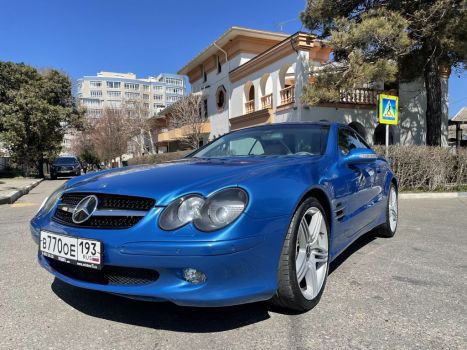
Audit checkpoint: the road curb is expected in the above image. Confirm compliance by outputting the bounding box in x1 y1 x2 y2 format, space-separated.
0 179 44 205
400 192 467 199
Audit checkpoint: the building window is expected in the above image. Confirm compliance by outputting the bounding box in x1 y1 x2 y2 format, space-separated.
217 55 222 74
143 94 149 101
165 77 183 86
124 83 139 90
107 81 121 89
154 104 165 109
202 65 207 83
154 94 163 101
82 98 101 107
153 85 163 92
89 81 101 88
90 90 102 97
166 87 184 95
143 84 149 91
107 90 121 98
216 85 226 111
167 95 182 103
107 100 121 108
86 108 102 117
203 98 208 118
144 103 149 109
125 92 140 99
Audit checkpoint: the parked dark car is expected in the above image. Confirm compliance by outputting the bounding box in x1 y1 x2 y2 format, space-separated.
50 156 81 179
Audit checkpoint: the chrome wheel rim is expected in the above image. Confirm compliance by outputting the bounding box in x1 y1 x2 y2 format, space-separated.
389 186 398 232
295 207 328 300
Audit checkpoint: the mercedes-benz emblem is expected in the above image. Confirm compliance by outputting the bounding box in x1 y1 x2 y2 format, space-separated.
72 195 98 224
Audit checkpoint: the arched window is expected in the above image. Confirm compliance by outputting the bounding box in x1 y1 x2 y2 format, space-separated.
374 124 393 145
216 85 226 111
248 85 254 101
348 122 367 141
260 73 273 109
244 82 255 113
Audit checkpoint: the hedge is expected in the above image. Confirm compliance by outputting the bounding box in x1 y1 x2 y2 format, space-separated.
126 151 191 166
373 146 467 192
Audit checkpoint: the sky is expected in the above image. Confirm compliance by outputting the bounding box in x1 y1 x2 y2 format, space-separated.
0 0 465 116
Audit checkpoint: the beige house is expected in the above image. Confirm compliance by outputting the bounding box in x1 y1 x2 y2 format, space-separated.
448 107 467 145
154 26 450 151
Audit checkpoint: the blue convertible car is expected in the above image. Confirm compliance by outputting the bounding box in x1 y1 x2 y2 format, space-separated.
31 122 398 311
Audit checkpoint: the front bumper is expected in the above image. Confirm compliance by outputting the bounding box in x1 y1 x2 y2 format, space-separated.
31 214 290 307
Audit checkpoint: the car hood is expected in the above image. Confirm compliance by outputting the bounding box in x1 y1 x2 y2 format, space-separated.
65 157 316 205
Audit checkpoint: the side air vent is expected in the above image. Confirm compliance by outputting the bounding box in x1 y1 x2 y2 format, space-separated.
335 202 345 222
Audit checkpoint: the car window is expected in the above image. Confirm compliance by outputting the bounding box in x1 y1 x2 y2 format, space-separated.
228 138 264 156
53 157 77 164
191 125 329 158
338 128 370 156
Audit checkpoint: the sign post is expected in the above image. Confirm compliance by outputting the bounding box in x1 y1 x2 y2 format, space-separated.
378 94 399 159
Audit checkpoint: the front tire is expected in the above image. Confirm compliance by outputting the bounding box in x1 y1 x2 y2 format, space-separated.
376 183 398 238
272 197 330 312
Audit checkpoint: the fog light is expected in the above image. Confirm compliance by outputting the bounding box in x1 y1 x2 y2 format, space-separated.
182 268 207 284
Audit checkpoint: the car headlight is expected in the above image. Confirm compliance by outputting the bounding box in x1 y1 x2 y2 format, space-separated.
159 188 248 232
159 195 205 230
38 184 66 214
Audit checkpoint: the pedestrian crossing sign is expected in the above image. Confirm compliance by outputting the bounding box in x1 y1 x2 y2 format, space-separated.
379 94 399 125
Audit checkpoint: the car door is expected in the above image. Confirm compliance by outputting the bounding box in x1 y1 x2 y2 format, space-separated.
336 127 380 239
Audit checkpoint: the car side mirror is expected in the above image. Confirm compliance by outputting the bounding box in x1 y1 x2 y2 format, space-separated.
343 148 377 165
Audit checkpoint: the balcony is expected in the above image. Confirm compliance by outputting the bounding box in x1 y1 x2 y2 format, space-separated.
157 122 211 143
280 85 295 105
245 100 255 114
339 88 382 105
230 108 274 131
261 93 273 109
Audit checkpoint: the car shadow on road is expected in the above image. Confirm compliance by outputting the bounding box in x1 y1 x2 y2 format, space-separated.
51 232 378 332
52 279 272 332
328 232 377 275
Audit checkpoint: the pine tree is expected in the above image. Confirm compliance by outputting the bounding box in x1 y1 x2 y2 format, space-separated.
301 0 466 146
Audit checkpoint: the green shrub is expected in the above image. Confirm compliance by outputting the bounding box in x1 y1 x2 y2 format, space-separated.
373 146 467 192
127 151 191 166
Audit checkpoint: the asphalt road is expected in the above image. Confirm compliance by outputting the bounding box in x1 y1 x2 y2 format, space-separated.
0 180 466 350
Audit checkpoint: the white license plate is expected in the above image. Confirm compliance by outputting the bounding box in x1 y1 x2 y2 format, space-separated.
40 231 102 270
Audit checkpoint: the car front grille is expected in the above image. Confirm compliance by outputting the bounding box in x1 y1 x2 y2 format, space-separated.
47 258 159 286
52 192 155 229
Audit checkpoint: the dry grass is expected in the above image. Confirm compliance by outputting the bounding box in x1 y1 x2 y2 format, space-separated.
374 146 467 192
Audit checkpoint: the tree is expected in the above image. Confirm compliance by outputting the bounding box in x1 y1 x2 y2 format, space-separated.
70 120 101 168
0 62 83 176
301 0 467 146
167 93 205 150
120 99 155 156
91 108 129 164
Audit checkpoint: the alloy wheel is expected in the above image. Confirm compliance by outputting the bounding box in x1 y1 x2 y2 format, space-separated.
295 207 329 300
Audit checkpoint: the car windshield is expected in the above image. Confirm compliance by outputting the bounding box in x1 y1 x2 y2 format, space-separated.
191 124 329 158
53 157 77 165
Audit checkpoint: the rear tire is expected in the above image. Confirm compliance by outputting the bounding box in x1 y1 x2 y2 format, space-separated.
272 197 330 312
376 183 398 238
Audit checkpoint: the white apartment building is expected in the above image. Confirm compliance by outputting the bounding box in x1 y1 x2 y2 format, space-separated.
156 26 450 150
77 71 186 120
